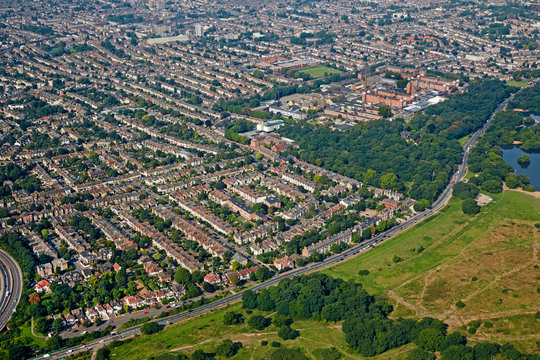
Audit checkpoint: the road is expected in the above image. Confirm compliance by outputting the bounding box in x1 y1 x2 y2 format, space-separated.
0 249 23 332
35 80 539 359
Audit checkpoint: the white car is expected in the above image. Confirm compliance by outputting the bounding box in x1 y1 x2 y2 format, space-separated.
67 349 73 353
43 354 50 358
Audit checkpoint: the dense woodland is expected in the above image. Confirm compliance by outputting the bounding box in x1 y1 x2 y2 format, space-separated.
467 83 540 195
237 274 539 360
279 118 461 203
278 80 516 203
507 82 540 115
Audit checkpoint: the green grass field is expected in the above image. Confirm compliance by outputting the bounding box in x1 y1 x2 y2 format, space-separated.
299 65 341 79
507 80 531 88
103 190 540 358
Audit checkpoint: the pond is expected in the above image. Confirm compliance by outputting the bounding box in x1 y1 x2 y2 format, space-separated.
502 146 540 190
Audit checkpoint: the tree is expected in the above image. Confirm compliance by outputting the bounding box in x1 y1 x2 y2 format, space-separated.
95 348 111 360
407 348 436 360
517 154 530 167
416 328 444 352
203 281 215 293
414 199 431 212
380 173 398 189
248 315 271 330
461 199 480 215
440 332 467 351
52 318 64 333
481 179 502 193
273 315 293 328
229 274 240 286
278 325 300 340
505 174 520 189
34 317 50 334
46 335 63 350
378 105 392 118
269 348 308 360
257 290 275 311
255 266 271 281
473 342 501 360
191 349 215 360
319 347 342 360
242 290 258 309
440 345 474 360
140 322 161 335
174 268 191 284
397 78 409 89
29 292 41 304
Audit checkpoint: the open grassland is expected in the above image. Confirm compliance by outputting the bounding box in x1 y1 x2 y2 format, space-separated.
107 303 413 360
299 65 341 78
323 190 540 353
506 80 531 88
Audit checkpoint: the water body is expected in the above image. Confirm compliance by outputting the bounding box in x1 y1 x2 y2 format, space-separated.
502 147 540 190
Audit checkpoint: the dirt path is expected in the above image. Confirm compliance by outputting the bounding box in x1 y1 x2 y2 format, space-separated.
385 290 430 317
169 338 215 352
503 185 540 198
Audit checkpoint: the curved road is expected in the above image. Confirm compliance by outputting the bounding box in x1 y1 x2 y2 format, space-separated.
0 249 23 332
35 80 538 359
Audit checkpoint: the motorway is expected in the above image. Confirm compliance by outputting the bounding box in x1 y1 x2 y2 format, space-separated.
0 249 23 332
34 79 538 359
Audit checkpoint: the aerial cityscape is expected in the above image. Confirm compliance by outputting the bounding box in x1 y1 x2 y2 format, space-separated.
0 0 539 359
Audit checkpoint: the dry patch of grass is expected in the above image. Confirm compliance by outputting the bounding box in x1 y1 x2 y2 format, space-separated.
324 191 540 352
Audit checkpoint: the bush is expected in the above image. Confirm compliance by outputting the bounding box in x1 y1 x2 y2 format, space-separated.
191 349 215 360
455 301 466 309
270 348 307 360
140 322 161 335
483 321 493 328
96 348 111 360
270 341 281 348
319 347 342 360
223 311 244 325
215 339 242 357
358 269 370 276
273 315 293 328
278 325 300 340
467 320 482 334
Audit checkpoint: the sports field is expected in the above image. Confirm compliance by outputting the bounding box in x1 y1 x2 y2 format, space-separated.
299 65 341 78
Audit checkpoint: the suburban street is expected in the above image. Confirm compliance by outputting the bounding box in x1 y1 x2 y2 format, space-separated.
30 79 539 360
0 249 23 332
